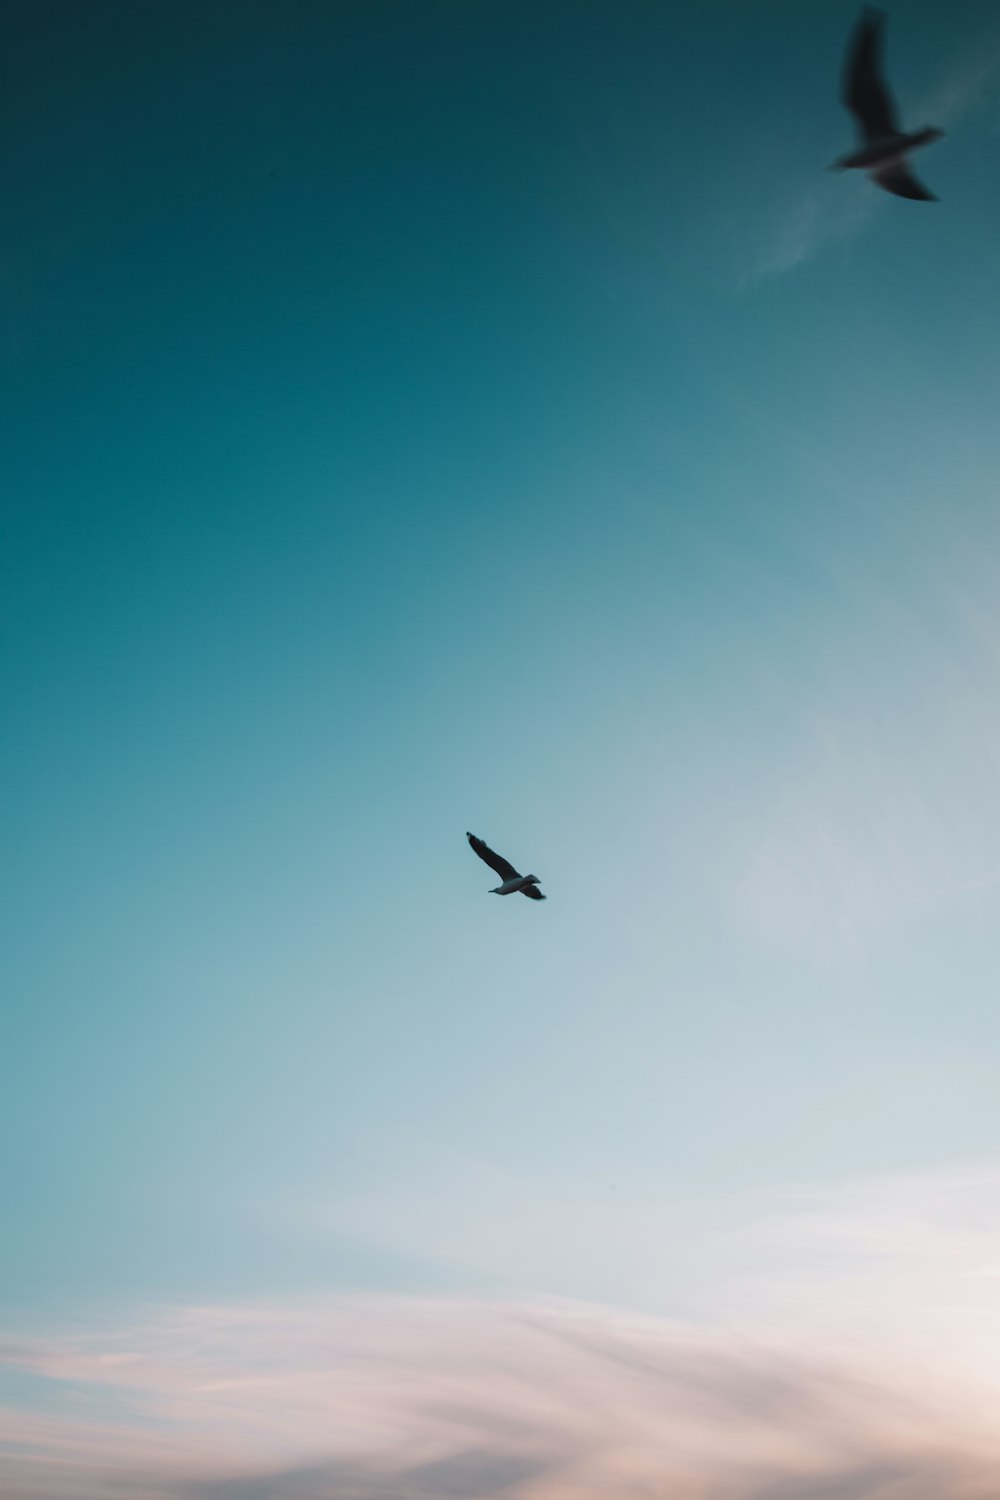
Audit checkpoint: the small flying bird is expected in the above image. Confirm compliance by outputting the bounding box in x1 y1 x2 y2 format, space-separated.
466 832 546 900
832 7 943 200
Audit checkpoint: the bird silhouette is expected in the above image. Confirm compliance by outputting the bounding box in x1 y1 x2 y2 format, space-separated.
466 833 546 900
832 7 943 200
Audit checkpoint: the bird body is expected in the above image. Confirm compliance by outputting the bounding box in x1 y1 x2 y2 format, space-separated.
494 874 542 896
466 833 546 900
833 8 942 200
836 126 942 175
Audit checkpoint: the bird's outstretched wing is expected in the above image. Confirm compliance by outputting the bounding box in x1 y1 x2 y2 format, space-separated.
843 7 899 143
521 885 546 901
466 832 519 881
873 162 936 200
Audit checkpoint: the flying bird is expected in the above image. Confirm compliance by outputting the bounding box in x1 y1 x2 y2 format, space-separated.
832 7 943 200
466 832 546 900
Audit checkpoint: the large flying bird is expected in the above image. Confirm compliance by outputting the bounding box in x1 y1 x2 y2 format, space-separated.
832 7 943 200
466 833 546 900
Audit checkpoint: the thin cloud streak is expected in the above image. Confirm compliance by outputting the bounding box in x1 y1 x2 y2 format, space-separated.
746 177 880 283
920 35 1000 130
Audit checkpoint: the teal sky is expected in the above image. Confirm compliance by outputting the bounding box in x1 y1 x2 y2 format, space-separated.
3 3 1000 1493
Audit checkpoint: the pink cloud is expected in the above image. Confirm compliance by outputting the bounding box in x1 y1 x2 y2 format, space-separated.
3 1293 1000 1499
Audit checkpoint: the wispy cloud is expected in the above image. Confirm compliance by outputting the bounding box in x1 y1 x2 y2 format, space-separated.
744 176 880 283
2 1293 999 1500
6 1165 1000 1497
732 694 1000 967
727 517 1000 967
920 33 1000 132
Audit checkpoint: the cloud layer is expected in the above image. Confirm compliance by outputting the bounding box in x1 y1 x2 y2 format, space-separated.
7 1164 1000 1498
3 1291 1000 1499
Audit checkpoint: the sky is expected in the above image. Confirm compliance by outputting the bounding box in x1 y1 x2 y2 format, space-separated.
3 0 1000 1494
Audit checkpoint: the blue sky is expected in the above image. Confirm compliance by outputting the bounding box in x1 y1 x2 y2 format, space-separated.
4 2 1000 1494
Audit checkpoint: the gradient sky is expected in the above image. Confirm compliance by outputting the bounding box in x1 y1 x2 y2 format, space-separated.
4 1 1000 1494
